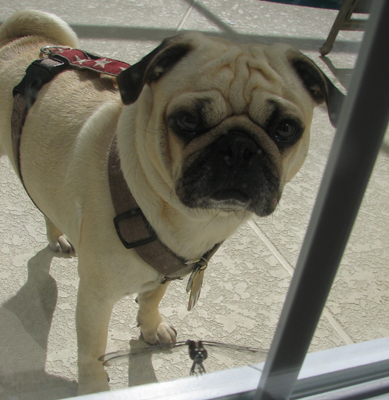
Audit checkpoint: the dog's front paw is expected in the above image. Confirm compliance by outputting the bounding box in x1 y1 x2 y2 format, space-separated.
139 319 177 344
78 358 110 395
78 379 110 396
78 372 110 395
136 284 177 344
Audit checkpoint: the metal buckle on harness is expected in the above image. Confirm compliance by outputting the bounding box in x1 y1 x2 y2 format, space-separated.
40 45 72 56
185 258 208 293
113 208 158 249
40 46 102 62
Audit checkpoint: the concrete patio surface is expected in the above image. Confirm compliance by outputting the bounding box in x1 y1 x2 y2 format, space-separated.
0 1 388 398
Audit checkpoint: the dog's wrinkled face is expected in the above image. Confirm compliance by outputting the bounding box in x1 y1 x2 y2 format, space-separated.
118 33 340 217
171 110 284 217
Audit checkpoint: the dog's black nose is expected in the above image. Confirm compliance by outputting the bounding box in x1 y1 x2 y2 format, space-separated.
215 131 260 168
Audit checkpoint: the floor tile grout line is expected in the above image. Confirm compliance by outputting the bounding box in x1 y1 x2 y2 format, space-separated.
247 219 354 345
322 308 354 345
247 220 294 275
176 0 197 32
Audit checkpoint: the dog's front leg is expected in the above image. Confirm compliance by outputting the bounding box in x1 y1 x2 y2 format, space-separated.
76 277 114 395
137 283 177 344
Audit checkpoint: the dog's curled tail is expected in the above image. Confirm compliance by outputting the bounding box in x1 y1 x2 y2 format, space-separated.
0 10 79 48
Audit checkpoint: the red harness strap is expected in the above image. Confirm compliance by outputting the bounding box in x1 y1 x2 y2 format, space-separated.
40 46 130 75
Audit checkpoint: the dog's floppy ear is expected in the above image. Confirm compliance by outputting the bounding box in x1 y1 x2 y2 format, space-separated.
117 35 192 105
289 52 345 127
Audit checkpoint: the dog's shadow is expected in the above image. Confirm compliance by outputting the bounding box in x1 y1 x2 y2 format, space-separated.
125 338 158 387
0 247 77 399
119 337 182 388
115 337 204 388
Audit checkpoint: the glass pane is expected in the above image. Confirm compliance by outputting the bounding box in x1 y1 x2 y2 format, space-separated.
1 1 385 398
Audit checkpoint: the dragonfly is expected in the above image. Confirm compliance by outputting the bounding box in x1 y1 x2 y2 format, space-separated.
99 339 267 376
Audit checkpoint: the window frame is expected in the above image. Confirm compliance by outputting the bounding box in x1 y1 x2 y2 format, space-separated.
255 1 389 398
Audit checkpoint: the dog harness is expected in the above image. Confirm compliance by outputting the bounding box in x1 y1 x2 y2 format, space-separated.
11 46 221 310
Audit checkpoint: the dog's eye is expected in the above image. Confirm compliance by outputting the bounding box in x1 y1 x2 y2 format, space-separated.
273 120 300 142
177 114 199 132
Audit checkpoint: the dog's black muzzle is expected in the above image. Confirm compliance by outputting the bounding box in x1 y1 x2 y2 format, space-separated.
176 131 281 216
209 131 261 203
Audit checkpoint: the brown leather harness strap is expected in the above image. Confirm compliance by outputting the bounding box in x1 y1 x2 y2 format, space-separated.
108 137 186 275
11 46 222 279
108 137 222 276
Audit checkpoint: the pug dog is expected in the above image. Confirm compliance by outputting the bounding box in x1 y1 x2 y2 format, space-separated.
0 10 343 394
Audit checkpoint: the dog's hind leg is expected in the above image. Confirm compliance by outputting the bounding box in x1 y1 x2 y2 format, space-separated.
45 216 75 254
136 283 177 344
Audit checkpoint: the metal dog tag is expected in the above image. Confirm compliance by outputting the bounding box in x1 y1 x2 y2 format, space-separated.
186 258 207 311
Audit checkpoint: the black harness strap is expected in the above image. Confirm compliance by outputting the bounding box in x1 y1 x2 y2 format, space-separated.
12 57 67 180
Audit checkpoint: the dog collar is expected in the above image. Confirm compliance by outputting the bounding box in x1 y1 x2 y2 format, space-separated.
11 46 222 309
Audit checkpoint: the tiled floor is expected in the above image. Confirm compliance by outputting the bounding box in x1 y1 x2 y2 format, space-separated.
0 1 388 399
